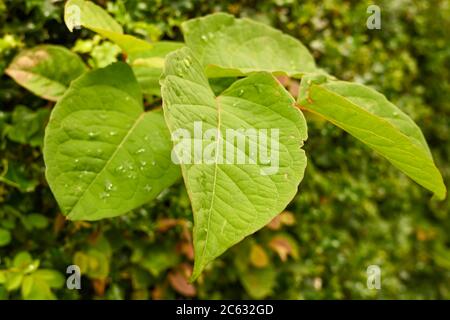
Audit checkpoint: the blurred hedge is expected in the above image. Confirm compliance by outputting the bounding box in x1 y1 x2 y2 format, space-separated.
0 0 449 299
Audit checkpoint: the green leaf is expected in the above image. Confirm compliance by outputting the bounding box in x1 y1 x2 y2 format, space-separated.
44 62 181 220
140 247 180 276
161 47 307 280
24 214 49 230
130 41 184 96
33 270 65 288
5 105 50 147
21 277 56 300
65 0 153 55
21 275 33 298
298 78 446 200
182 13 317 78
74 249 109 279
239 267 277 299
5 272 23 291
5 45 87 101
0 160 39 192
64 1 182 96
13 251 33 269
0 228 11 247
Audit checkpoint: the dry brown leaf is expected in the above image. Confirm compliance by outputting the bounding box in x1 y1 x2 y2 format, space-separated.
177 241 194 261
156 218 180 232
168 270 196 297
267 215 282 230
267 211 296 230
152 284 166 300
92 278 107 297
280 211 296 226
269 237 293 262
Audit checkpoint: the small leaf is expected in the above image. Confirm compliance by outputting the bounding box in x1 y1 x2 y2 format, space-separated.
21 278 56 300
5 272 23 291
13 251 33 269
182 13 317 78
21 275 34 298
239 267 277 299
44 62 180 220
33 270 65 288
249 244 269 268
6 45 87 101
0 160 39 192
74 250 109 279
298 78 446 200
268 234 299 261
140 246 180 276
0 228 11 247
5 106 50 147
24 214 49 230
266 211 296 230
161 47 307 280
0 271 6 284
168 268 196 297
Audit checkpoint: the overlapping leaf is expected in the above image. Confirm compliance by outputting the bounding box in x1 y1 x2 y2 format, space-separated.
182 13 317 78
298 77 446 199
44 63 180 220
65 0 153 55
130 41 184 95
161 47 308 279
6 45 87 101
65 0 183 96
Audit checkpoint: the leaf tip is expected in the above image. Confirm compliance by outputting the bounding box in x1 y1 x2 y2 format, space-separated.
189 262 203 282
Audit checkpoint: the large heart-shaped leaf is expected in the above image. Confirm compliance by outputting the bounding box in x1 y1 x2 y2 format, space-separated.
182 13 317 78
6 45 87 101
44 63 181 220
298 77 446 199
161 47 307 279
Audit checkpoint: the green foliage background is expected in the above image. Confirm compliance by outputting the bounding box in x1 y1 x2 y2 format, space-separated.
0 0 449 299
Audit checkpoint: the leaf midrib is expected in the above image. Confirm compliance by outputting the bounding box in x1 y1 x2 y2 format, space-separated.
198 96 222 264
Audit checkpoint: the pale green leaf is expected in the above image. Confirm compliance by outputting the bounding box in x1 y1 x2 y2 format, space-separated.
64 0 182 96
65 0 153 55
21 278 56 300
130 41 184 95
33 270 65 288
13 251 33 269
0 228 11 247
44 62 180 220
161 47 307 280
5 45 87 101
5 106 50 147
182 13 317 78
6 272 23 291
298 77 446 200
21 275 34 298
239 267 277 299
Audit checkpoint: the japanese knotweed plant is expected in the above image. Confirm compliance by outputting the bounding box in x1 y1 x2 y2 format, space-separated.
6 0 446 280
